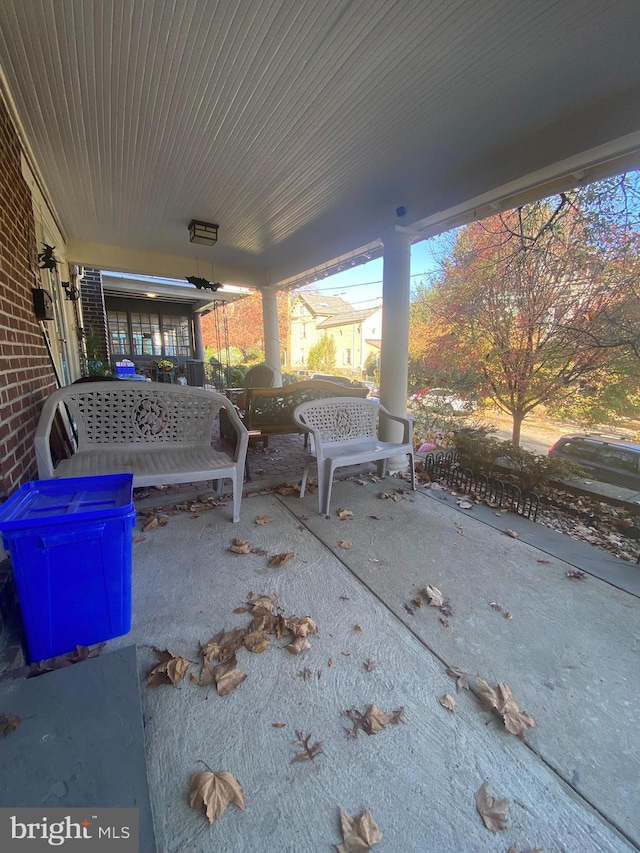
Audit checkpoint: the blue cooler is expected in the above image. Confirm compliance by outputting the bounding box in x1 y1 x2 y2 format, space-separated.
0 474 135 662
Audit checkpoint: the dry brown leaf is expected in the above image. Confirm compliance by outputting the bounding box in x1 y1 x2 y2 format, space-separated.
268 552 294 566
189 770 245 824
292 731 323 762
229 538 251 554
505 529 519 539
507 847 544 853
272 722 286 728
275 483 298 496
353 624 363 632
439 694 457 712
345 704 405 738
412 596 424 608
338 540 352 549
475 780 510 832
336 807 383 852
201 627 248 662
0 712 20 738
146 648 191 687
157 514 169 526
368 515 380 520
142 516 159 532
243 630 271 653
132 534 146 543
446 666 469 692
233 606 248 614
476 677 537 739
565 569 587 579
337 508 354 519
422 584 445 607
537 559 551 564
248 594 277 615
255 515 274 525
287 636 311 655
328 658 334 667
211 655 247 696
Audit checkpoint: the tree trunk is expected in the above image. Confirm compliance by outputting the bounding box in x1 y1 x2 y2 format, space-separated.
511 412 524 447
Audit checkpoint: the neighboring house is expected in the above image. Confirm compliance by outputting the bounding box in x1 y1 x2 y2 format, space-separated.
288 291 382 376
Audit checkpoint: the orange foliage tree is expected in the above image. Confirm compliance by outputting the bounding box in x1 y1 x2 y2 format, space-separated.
201 291 290 359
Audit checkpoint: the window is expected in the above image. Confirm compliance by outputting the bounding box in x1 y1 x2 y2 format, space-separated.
107 306 193 359
162 314 191 356
344 348 352 366
108 310 129 354
130 312 161 355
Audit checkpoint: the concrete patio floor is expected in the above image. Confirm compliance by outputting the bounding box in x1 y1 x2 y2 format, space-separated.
105 467 639 853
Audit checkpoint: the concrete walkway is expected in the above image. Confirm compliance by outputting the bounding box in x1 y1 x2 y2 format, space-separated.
106 471 639 852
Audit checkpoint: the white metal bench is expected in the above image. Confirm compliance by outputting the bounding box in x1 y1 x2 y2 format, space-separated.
293 396 416 515
34 381 249 523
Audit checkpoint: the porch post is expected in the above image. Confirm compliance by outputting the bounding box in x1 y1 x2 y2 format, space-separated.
379 227 411 449
262 287 282 386
192 312 205 360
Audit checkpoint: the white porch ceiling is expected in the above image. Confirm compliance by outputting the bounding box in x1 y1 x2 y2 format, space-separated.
1 0 640 288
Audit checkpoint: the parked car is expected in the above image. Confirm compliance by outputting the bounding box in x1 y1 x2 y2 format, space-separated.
548 433 640 490
409 387 476 412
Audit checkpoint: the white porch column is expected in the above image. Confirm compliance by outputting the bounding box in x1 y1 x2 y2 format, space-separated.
379 227 411 449
192 312 205 360
262 288 282 386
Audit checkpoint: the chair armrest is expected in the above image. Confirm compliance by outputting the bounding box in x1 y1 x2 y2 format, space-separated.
34 393 63 478
378 405 413 444
220 398 249 464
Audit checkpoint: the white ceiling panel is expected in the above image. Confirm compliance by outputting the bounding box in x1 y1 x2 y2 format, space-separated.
1 0 639 286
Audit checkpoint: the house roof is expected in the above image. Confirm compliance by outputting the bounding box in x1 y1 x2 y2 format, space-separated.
1 1 639 289
295 292 353 317
317 307 379 328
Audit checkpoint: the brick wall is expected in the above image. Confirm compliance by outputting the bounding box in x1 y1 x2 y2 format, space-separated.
80 267 110 364
0 97 57 499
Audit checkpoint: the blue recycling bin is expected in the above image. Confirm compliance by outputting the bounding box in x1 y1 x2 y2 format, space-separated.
0 474 135 662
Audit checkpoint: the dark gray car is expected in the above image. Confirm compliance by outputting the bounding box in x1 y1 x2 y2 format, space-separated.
548 434 640 490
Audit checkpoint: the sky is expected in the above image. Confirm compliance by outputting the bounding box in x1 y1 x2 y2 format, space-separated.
302 236 446 308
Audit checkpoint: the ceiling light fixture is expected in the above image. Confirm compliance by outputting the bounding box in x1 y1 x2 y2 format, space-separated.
188 220 219 246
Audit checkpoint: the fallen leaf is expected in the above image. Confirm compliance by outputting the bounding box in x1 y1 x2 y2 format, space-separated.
422 585 445 607
298 668 312 680
0 713 20 738
565 569 587 579
132 535 146 543
336 807 383 852
189 769 245 824
337 508 354 520
455 522 464 536
146 648 191 687
211 655 247 696
328 658 334 667
440 617 450 627
368 515 380 520
243 630 271 653
142 516 159 532
292 731 323 762
503 611 513 620
272 722 286 728
505 529 519 539
275 484 298 496
255 515 274 525
229 538 251 554
339 595 350 601
338 540 352 549
201 627 248 662
476 677 537 739
457 499 474 510
233 606 248 614
537 559 551 564
412 596 424 608
446 666 469 692
248 594 277 615
345 704 405 738
475 780 510 832
507 847 544 853
439 694 457 712
268 552 295 566
353 624 363 632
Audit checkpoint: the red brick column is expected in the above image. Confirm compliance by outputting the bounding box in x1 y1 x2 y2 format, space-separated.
80 267 110 364
0 96 57 499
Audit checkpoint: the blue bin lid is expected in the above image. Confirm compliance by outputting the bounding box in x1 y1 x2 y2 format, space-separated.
0 474 134 531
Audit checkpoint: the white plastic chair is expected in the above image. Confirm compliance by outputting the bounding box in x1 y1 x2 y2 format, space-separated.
293 396 416 515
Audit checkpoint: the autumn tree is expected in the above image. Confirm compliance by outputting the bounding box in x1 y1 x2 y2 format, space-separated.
412 176 640 445
200 291 290 361
308 333 336 371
